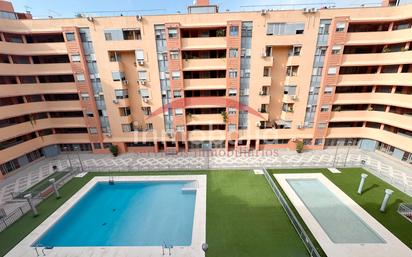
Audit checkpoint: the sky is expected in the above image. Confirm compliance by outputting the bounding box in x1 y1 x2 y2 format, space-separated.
10 0 383 18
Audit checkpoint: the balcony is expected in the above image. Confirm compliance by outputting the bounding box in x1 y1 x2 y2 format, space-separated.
0 117 86 141
0 82 77 97
187 130 226 141
341 51 412 66
1 133 90 164
186 114 224 125
181 37 226 50
330 111 412 131
0 101 82 120
338 73 412 86
183 58 226 71
333 93 412 109
280 111 293 121
185 96 226 108
0 63 72 76
327 127 412 153
346 29 412 46
184 78 226 90
0 41 67 55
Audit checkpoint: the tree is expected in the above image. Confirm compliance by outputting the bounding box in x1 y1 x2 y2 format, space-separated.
221 111 228 123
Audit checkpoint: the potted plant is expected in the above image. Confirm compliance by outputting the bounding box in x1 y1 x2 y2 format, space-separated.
221 111 228 123
295 140 304 153
333 106 342 112
109 145 119 157
367 106 374 111
400 47 408 52
382 46 391 53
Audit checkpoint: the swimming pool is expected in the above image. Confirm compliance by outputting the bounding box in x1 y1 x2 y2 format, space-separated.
275 173 412 257
34 181 196 247
287 178 384 244
5 175 206 257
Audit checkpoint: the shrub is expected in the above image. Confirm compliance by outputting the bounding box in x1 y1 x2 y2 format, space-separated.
295 140 304 153
109 145 119 157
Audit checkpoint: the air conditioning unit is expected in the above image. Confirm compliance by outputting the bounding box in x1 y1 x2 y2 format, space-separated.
303 8 308 13
257 108 262 112
143 98 149 103
136 15 143 21
139 80 146 85
86 16 94 22
105 133 112 138
292 95 298 100
261 52 268 58
296 123 303 129
137 60 144 66
261 9 267 15
122 80 128 85
259 90 265 96
256 121 261 127
310 8 316 13
112 99 119 104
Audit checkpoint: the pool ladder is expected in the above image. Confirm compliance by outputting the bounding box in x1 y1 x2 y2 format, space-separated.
162 242 173 256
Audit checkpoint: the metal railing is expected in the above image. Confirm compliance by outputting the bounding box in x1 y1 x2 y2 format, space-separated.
398 203 412 223
261 167 322 257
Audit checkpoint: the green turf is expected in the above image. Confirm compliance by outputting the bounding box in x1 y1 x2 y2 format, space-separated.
0 171 309 257
270 168 412 250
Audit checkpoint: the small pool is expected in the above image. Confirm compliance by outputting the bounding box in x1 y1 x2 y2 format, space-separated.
34 181 196 247
287 178 385 244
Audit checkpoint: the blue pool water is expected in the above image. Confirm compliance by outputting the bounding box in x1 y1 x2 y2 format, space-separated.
287 178 385 244
34 181 196 247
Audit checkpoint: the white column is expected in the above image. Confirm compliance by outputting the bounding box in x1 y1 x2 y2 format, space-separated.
380 189 394 212
24 193 38 216
49 178 60 198
357 173 368 194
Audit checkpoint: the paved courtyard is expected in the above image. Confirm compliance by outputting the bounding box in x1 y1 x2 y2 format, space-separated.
1 147 411 208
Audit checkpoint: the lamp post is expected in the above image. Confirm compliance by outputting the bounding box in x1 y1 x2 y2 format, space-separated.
357 173 368 194
63 146 72 171
73 146 84 173
49 178 60 199
24 193 38 217
202 243 208 253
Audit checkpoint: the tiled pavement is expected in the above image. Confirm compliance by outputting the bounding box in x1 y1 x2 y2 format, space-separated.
1 147 411 207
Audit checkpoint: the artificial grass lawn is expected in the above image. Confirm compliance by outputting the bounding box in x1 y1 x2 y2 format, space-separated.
0 170 308 257
270 168 412 250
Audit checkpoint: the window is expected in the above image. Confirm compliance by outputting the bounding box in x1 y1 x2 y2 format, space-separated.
93 143 102 149
228 107 236 115
229 70 238 78
175 108 183 116
286 66 298 76
142 107 151 116
228 124 236 131
290 45 302 56
266 23 305 35
80 93 89 100
122 29 141 40
331 45 342 55
112 71 125 81
229 48 238 58
65 32 75 41
228 88 237 96
171 71 180 80
71 54 81 62
138 70 147 81
140 88 150 99
76 73 85 82
119 107 131 116
312 67 323 76
122 124 132 132
328 67 337 75
168 28 178 38
135 49 144 61
263 67 272 77
324 86 333 94
336 22 346 32
115 89 128 99
170 50 179 60
176 125 185 132
230 26 239 36
146 123 153 131
284 85 297 95
173 90 182 98
320 105 330 112
89 127 98 134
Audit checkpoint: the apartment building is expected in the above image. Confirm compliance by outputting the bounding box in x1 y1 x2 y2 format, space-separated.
1 0 412 177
